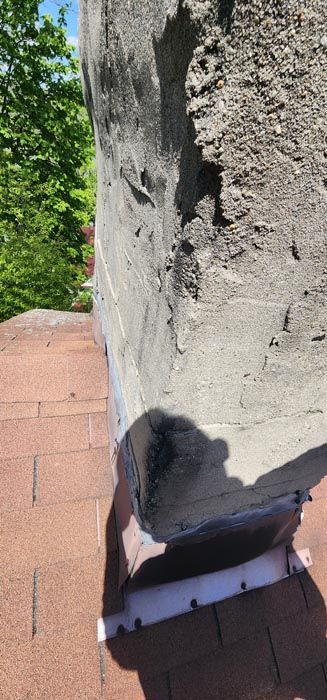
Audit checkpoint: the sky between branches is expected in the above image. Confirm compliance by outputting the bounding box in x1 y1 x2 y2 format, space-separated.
40 0 78 48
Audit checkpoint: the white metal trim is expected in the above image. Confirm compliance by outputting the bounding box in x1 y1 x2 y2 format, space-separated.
97 544 312 641
288 547 312 573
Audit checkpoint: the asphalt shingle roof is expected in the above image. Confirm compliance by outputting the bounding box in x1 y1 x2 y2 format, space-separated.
0 309 326 699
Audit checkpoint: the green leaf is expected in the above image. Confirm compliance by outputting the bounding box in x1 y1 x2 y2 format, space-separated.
0 0 95 320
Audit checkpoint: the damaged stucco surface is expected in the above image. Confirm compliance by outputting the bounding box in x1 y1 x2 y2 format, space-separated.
79 0 327 538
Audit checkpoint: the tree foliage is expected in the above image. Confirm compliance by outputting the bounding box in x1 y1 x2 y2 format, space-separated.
0 0 95 321
0 227 79 322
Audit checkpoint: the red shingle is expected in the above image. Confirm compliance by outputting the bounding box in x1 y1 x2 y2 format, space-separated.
98 496 118 553
0 571 33 642
51 324 91 335
269 605 327 683
170 630 277 700
292 500 327 550
0 456 33 512
102 549 124 617
38 555 103 632
0 638 31 700
0 332 16 340
39 398 106 417
0 352 107 403
37 447 112 505
38 551 122 633
310 476 327 501
0 499 98 570
0 337 14 350
21 330 53 339
52 332 94 340
0 414 90 459
323 660 327 681
299 544 327 607
101 656 170 700
2 340 50 354
31 622 101 699
216 576 306 646
67 355 108 400
89 412 109 448
0 402 38 420
255 664 327 699
0 355 69 402
47 336 102 355
104 607 220 681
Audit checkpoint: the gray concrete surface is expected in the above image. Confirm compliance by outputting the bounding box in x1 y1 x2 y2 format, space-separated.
80 0 327 538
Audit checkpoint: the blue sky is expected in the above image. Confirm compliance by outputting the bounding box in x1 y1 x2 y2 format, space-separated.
40 1 79 47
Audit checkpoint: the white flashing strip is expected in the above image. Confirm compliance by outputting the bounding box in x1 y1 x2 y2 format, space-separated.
288 547 312 573
97 545 312 641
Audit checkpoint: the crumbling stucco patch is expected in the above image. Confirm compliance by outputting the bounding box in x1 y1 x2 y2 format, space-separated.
80 0 327 538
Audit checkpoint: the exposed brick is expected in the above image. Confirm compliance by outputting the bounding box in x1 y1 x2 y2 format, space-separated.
89 412 109 448
39 399 106 417
0 571 33 642
37 447 112 505
38 551 122 633
0 402 39 420
98 496 118 553
299 544 327 607
0 414 90 459
255 665 327 699
0 500 98 570
0 638 31 700
170 631 277 700
105 607 220 681
269 605 327 683
32 622 101 699
0 456 33 513
216 576 306 646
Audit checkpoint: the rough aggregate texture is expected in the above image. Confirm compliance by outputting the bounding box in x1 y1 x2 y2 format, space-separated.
80 0 327 538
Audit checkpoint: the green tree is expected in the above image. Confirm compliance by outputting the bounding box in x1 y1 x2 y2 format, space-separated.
0 0 95 320
0 226 78 322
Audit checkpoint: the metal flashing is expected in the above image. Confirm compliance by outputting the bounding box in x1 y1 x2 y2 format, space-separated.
92 295 308 590
97 543 312 640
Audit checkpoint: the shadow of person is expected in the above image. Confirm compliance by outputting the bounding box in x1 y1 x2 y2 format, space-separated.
102 409 327 700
